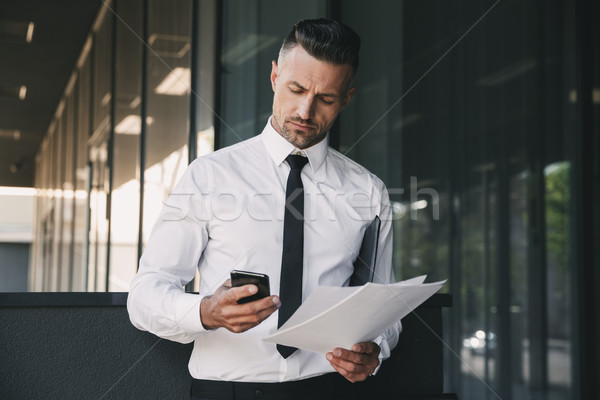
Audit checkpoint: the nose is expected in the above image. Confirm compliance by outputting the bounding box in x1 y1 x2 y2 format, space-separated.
297 95 315 120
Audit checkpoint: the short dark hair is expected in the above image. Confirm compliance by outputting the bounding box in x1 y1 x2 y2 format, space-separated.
279 18 361 81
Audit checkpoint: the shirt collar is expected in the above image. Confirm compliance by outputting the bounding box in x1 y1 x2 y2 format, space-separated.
260 117 328 173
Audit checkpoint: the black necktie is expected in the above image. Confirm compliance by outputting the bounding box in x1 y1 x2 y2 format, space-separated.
277 154 308 358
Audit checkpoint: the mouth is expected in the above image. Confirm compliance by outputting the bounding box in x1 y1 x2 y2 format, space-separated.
288 121 315 132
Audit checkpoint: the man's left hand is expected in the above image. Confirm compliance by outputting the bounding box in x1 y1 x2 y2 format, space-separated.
326 341 380 383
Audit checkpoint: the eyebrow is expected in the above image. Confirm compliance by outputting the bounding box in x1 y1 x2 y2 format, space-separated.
289 80 341 100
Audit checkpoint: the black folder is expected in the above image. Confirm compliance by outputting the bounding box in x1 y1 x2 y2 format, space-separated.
350 216 381 286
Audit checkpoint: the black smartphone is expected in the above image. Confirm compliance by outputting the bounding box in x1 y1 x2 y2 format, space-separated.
230 270 271 304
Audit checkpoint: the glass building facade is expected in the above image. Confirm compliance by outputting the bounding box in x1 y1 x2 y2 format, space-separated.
26 1 599 399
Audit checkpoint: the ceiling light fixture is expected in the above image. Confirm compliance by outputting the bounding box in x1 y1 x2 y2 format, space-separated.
9 162 23 174
26 22 34 43
129 96 141 109
155 67 190 96
148 33 190 58
0 20 33 43
19 85 27 100
115 115 141 135
115 115 154 134
0 129 21 140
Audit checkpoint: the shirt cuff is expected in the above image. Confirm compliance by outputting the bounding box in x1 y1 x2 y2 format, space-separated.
371 335 391 376
174 293 207 334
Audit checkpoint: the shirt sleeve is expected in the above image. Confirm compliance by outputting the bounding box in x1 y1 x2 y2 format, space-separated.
370 183 402 370
127 162 210 344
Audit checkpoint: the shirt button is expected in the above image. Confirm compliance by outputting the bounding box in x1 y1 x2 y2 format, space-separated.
295 151 302 155
255 389 263 398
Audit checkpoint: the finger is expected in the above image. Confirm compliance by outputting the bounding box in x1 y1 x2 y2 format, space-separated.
218 304 265 332
224 304 277 333
328 345 380 378
210 283 234 304
328 349 366 371
326 354 367 383
328 360 353 381
254 295 281 311
240 296 280 319
330 347 368 365
220 295 279 330
224 320 261 333
253 297 280 319
352 342 380 356
226 284 258 303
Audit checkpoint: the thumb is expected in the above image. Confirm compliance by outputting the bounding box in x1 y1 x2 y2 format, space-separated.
229 284 258 303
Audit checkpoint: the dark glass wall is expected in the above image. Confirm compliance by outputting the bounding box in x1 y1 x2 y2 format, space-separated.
338 1 582 399
218 0 326 147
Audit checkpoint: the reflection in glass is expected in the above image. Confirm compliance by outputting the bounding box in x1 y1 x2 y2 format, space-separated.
154 67 191 95
61 94 76 291
109 0 143 291
88 140 109 292
545 162 571 394
142 0 192 249
49 119 63 291
87 8 113 292
73 59 91 292
219 0 326 147
335 1 576 399
92 7 112 134
509 169 528 398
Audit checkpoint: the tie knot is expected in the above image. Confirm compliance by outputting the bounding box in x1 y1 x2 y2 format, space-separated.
286 154 309 170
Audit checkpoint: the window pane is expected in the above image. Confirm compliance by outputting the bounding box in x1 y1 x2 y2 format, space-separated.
88 10 113 292
73 58 91 292
545 161 571 394
339 1 449 283
110 0 143 291
193 0 217 159
60 93 76 291
51 117 64 291
142 0 192 249
92 9 113 134
336 1 575 399
219 0 327 147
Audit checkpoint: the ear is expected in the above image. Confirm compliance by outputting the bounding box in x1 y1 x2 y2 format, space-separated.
341 85 356 109
270 60 278 92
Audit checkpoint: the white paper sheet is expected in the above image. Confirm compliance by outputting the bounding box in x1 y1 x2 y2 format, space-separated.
263 276 445 354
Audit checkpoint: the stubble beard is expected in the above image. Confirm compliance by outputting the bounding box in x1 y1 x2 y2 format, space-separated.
273 114 327 150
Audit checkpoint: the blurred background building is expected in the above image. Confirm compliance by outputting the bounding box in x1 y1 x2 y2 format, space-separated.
0 0 598 399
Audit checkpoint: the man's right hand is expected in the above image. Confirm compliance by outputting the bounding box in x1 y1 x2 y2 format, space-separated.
200 280 281 333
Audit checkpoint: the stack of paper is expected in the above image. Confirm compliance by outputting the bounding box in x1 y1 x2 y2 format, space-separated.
263 276 445 354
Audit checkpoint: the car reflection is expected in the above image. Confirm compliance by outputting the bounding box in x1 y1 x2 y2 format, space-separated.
463 330 496 355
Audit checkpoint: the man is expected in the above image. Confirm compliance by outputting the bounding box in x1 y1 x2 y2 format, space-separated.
128 18 401 399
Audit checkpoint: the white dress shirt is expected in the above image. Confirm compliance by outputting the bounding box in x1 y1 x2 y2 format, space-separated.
127 118 401 382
